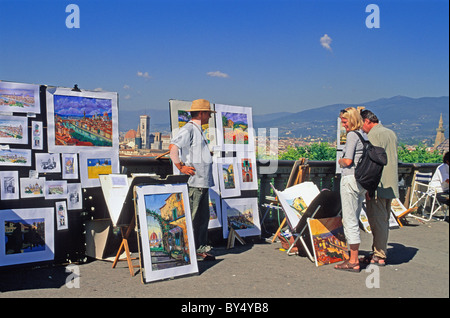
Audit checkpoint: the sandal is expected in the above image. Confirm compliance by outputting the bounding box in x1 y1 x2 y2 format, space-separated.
334 260 360 273
359 254 386 266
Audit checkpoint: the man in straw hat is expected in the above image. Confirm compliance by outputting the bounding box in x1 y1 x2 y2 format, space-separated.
170 99 216 261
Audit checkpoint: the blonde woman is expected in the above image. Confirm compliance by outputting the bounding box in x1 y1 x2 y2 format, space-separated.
335 107 367 272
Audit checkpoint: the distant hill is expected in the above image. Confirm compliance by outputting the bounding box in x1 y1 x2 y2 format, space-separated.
253 95 449 144
119 96 449 144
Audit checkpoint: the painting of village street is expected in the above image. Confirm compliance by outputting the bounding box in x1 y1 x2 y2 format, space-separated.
226 204 256 232
143 192 192 271
52 94 114 148
308 217 349 267
222 112 249 145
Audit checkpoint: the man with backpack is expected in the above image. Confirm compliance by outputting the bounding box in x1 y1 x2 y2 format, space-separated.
360 109 399 266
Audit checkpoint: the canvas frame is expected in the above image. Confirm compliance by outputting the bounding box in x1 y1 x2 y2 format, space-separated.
0 207 54 267
61 153 79 179
0 81 40 114
44 180 68 200
214 104 255 152
208 188 222 229
31 120 44 150
46 87 119 154
55 201 69 231
0 115 28 145
221 197 260 239
135 184 198 283
67 183 83 210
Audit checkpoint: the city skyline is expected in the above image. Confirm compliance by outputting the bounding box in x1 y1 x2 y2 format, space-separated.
0 0 448 116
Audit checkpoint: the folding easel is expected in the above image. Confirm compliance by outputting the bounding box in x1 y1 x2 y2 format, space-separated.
227 227 246 249
270 158 310 243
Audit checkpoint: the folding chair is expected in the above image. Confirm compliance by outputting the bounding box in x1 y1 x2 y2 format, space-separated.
409 171 447 221
283 189 342 261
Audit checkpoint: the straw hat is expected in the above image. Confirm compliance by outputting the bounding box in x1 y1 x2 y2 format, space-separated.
188 99 216 113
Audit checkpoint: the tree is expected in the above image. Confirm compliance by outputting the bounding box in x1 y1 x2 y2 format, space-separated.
397 143 443 163
279 143 336 161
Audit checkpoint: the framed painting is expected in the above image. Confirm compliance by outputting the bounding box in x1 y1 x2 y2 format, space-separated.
307 216 349 267
236 151 258 191
221 197 260 239
61 153 78 179
20 177 45 199
0 115 28 145
208 188 222 229
44 180 68 200
169 99 217 148
79 151 120 188
31 120 44 150
0 81 40 114
214 104 255 151
35 153 61 174
67 183 83 210
55 201 69 231
0 170 19 200
0 148 32 167
46 87 119 154
217 156 241 198
135 184 198 283
0 207 54 267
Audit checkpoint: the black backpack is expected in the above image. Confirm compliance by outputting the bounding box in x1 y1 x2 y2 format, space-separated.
353 131 387 197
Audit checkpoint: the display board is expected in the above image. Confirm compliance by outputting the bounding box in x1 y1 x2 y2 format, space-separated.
0 80 119 267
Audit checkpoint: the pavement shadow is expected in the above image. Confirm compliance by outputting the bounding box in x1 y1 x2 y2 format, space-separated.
0 265 72 293
359 242 418 269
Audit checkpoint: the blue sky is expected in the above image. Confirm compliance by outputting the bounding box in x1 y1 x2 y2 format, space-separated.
0 0 448 115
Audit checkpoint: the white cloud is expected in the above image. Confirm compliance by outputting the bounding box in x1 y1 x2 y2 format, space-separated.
124 94 131 100
93 87 104 92
207 71 230 78
123 84 130 89
137 71 151 79
320 34 332 51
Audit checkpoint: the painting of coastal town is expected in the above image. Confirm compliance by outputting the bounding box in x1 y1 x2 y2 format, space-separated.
0 81 40 114
0 115 28 145
46 88 119 153
136 184 198 283
222 112 249 145
307 216 349 267
221 197 260 239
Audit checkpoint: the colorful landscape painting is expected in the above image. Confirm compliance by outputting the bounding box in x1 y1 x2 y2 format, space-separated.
53 94 113 147
0 148 32 166
222 163 236 189
308 217 349 267
0 82 40 114
222 112 249 145
87 158 112 179
143 192 191 271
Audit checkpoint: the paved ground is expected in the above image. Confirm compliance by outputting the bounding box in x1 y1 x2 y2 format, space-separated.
1 216 448 301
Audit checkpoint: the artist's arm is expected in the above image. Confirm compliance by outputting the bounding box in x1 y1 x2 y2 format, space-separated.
169 144 196 176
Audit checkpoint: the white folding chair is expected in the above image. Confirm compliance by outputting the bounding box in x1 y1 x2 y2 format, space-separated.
409 171 446 221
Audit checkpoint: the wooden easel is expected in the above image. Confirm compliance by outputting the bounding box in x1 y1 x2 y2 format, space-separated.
227 227 245 249
111 214 139 276
271 158 310 243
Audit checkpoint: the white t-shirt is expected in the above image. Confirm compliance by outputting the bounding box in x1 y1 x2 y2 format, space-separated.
429 163 449 193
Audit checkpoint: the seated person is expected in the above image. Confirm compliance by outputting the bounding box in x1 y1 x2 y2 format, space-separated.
429 151 449 205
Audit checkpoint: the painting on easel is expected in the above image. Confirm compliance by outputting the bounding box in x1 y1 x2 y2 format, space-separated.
135 184 198 283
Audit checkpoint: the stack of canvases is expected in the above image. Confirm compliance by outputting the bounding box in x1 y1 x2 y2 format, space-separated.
169 100 261 241
0 80 120 268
